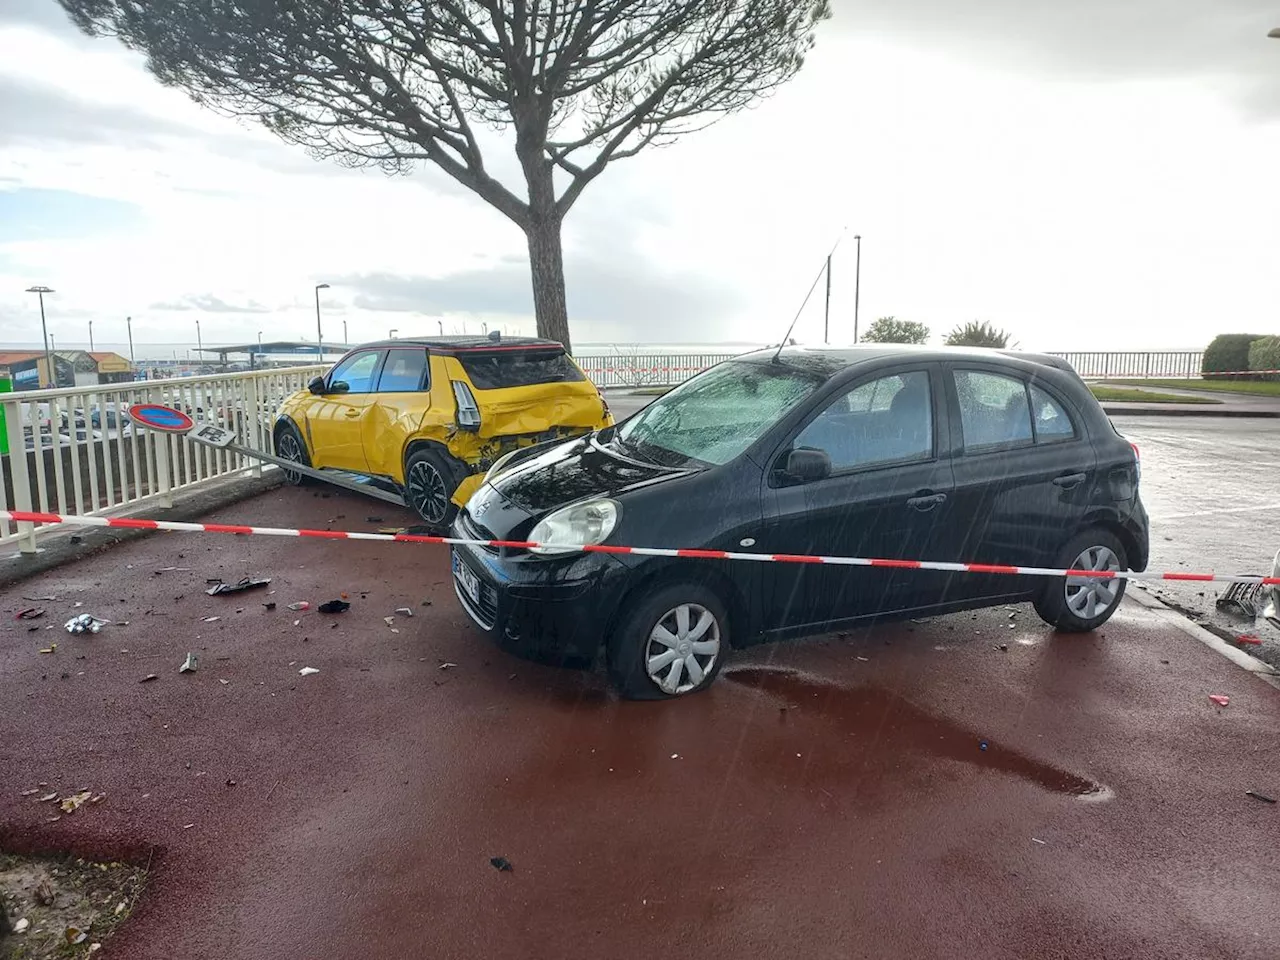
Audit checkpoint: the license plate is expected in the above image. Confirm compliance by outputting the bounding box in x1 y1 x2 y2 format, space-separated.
453 555 482 605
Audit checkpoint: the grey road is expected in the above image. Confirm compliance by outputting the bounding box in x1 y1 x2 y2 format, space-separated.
605 392 1280 658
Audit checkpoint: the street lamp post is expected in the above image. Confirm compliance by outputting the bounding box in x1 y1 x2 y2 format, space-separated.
315 283 330 360
388 328 398 339
25 285 55 387
89 319 95 353
342 320 347 345
195 319 203 369
853 234 862 344
437 320 443 336
126 316 134 364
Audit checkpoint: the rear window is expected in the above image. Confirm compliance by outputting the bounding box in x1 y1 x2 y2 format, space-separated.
455 349 585 389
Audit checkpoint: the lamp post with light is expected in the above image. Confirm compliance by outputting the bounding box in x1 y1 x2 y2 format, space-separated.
25 285 56 386
315 283 330 360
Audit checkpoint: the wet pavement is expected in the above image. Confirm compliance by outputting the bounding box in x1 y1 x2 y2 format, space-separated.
3 487 1280 959
1112 416 1280 667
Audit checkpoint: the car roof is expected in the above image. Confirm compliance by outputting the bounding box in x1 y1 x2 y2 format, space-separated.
352 336 565 355
734 344 1079 379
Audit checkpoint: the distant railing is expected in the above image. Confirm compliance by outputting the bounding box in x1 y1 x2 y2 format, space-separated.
574 353 741 387
1046 351 1203 380
1 365 325 552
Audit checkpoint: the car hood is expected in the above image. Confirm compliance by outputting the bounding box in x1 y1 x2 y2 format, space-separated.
483 433 688 516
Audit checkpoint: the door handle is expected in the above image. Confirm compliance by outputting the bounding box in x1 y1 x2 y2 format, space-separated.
1052 472 1087 489
343 408 361 418
907 493 947 512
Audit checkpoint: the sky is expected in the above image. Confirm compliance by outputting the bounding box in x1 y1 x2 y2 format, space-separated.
1 0 1278 359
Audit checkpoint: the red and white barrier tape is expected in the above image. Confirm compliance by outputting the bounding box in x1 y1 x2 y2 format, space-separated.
4 510 1278 586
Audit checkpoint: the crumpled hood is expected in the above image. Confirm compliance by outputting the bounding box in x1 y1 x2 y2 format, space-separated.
486 434 686 515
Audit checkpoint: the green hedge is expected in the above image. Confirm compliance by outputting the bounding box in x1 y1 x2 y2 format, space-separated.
1248 336 1280 382
1202 333 1266 378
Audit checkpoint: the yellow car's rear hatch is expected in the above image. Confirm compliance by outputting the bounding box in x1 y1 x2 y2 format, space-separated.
444 344 609 440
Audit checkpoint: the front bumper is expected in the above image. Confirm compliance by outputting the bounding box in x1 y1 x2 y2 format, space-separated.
449 537 631 663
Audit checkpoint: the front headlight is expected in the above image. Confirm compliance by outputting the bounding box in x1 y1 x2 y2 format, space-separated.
528 499 620 556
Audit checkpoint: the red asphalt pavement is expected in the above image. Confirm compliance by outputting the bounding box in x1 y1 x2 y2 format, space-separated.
3 486 1279 960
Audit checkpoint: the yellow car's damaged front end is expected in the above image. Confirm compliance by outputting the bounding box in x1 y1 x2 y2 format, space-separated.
273 336 613 529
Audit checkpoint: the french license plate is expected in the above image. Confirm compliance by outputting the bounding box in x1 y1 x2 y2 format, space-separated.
453 555 482 605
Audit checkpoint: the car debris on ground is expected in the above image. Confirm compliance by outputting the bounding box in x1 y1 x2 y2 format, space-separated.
287 601 309 611
64 614 107 634
318 599 350 614
180 653 198 674
205 576 271 596
489 856 514 872
298 667 319 676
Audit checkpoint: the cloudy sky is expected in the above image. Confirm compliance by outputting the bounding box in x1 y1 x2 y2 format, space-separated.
1 0 1278 359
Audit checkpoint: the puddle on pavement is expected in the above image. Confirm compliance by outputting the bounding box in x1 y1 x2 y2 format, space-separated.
724 666 1104 798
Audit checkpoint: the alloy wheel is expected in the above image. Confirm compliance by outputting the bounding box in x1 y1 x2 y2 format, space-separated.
1065 545 1122 620
645 602 721 695
277 432 305 484
407 460 449 525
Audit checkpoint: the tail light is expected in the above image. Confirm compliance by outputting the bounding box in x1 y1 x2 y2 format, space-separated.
599 391 610 415
451 380 481 430
1129 441 1141 483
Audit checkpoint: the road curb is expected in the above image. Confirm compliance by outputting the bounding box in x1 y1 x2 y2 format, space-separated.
1102 405 1280 418
1127 587 1280 689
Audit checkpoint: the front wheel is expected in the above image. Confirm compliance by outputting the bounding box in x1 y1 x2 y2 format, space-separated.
274 424 311 486
404 448 463 533
607 583 729 700
1033 529 1128 632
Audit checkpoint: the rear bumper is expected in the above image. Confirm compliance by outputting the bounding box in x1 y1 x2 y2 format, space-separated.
449 538 631 663
1122 497 1151 571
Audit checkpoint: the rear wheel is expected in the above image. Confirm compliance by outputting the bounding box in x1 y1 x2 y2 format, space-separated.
404 448 463 532
1033 529 1128 632
274 424 311 486
607 583 728 700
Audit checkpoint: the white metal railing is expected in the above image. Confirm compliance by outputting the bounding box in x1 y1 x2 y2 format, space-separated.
1 365 325 552
574 353 742 387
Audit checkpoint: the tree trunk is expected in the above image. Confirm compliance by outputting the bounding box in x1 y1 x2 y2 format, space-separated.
523 213 571 354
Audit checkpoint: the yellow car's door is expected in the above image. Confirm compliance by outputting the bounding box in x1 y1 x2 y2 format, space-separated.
306 348 383 473
363 346 430 480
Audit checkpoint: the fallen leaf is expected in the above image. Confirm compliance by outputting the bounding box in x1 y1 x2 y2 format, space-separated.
60 790 92 814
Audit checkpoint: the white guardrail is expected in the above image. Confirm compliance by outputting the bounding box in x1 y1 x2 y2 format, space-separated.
1 365 326 552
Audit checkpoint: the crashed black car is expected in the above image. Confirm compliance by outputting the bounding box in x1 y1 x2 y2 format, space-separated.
450 346 1149 699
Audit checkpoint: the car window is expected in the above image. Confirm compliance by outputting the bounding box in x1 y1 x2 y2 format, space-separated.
1029 384 1076 443
614 360 823 467
795 371 933 470
456 349 584 389
377 349 428 392
328 351 381 394
955 370 1033 451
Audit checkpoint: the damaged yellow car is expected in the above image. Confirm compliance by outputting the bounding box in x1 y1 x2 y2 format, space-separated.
273 335 613 530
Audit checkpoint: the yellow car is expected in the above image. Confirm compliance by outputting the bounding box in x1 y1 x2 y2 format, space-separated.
273 336 613 529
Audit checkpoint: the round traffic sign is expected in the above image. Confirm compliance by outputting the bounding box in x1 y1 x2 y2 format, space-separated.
127 403 195 434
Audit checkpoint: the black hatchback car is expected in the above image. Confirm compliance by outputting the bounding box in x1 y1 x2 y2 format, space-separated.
450 346 1149 699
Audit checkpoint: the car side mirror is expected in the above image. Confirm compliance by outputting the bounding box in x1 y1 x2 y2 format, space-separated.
307 375 326 395
783 447 831 483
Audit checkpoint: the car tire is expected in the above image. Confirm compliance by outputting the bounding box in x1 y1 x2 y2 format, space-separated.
607 582 729 700
404 447 463 532
274 424 311 486
1033 529 1129 632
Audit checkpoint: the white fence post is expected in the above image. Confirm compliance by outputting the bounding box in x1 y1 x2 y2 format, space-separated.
3 397 39 553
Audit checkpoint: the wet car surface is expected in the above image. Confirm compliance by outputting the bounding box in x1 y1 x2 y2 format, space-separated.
453 346 1149 698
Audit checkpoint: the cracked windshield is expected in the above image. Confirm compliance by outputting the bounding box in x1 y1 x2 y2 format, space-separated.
2 2 1279 959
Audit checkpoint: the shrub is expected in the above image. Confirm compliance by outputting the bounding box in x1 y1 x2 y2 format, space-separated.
1248 336 1280 382
944 320 1013 348
862 317 930 344
1202 333 1266 379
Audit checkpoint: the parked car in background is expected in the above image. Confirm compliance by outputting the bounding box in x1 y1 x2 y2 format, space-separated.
450 344 1149 699
273 336 613 529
